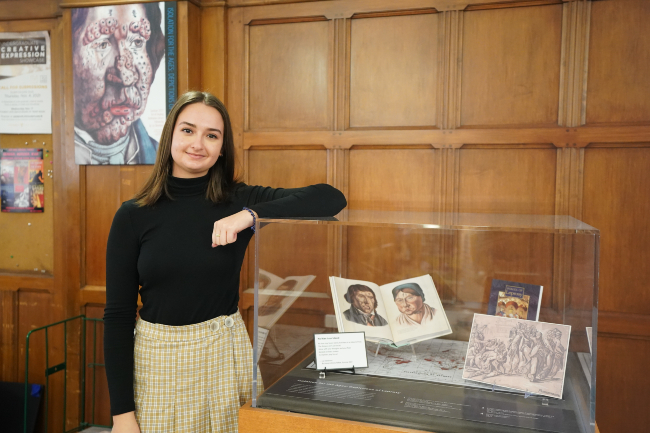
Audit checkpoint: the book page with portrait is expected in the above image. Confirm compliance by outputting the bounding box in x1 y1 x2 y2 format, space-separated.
329 277 394 343
378 275 452 346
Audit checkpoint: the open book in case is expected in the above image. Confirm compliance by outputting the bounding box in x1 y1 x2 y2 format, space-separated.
247 211 599 433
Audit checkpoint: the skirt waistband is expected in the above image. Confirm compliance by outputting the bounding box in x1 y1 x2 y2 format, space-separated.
135 310 244 342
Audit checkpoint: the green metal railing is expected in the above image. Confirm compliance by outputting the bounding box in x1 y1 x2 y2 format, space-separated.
24 315 111 433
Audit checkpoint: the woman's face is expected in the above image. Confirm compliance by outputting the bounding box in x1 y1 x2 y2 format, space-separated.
394 290 424 316
171 103 224 178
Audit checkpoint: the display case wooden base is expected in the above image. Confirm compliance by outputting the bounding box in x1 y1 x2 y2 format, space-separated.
239 400 600 433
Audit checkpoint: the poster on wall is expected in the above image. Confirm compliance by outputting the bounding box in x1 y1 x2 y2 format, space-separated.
0 31 52 134
1 148 44 213
72 2 177 165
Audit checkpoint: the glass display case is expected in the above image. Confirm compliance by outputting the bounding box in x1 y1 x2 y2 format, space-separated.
246 211 598 433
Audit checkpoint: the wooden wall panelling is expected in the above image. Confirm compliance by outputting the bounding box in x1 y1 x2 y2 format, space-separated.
333 18 348 131
84 168 122 287
326 148 348 279
227 6 246 176
457 146 558 215
18 289 62 431
0 0 60 20
246 148 329 286
348 12 438 128
84 305 111 427
455 146 557 311
558 0 590 127
235 0 563 21
56 9 88 428
248 19 333 131
596 335 650 433
200 4 226 99
243 149 331 331
0 11 79 428
437 11 463 129
242 125 650 150
348 148 438 212
346 147 441 295
177 0 203 94
460 4 563 127
1 291 18 381
582 144 650 432
582 145 650 317
587 0 650 125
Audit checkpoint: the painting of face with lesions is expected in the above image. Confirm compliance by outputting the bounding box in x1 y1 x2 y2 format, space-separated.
72 3 167 165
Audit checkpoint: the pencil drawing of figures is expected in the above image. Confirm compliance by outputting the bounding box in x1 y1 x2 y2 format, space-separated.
463 314 571 399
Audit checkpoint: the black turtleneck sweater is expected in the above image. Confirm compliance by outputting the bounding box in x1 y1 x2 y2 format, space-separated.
104 176 347 416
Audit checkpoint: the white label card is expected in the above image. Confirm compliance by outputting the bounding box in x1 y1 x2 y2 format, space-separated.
314 332 368 371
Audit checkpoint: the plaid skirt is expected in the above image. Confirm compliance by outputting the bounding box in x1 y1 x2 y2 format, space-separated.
134 311 262 432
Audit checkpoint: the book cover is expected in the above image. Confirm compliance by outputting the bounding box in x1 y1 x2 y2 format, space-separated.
487 279 543 321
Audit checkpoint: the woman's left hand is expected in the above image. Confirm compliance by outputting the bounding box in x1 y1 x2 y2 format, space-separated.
212 210 257 247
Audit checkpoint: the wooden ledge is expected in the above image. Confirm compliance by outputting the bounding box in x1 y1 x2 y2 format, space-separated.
239 399 600 433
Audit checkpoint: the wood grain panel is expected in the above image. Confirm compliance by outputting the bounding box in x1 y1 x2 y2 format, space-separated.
455 231 555 307
201 5 226 99
460 5 562 127
177 1 203 94
458 148 557 215
249 21 332 131
247 150 330 298
582 147 650 315
84 305 111 427
18 290 59 430
456 148 557 317
345 226 443 290
596 335 650 433
0 0 59 20
348 148 437 211
0 291 18 381
587 0 650 124
349 13 438 128
85 167 122 286
347 149 440 300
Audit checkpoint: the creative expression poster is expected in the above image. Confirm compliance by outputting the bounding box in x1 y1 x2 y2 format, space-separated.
1 148 44 213
0 31 52 134
71 2 177 165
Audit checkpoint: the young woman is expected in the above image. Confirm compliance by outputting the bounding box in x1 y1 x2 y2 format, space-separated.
104 91 347 432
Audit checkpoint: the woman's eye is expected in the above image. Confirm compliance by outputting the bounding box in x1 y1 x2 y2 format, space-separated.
207 134 218 139
132 38 144 49
97 41 110 50
181 128 192 133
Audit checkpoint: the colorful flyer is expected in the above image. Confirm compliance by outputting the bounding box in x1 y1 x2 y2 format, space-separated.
1 148 44 213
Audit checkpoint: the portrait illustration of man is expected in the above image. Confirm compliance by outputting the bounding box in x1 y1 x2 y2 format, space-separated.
392 282 436 326
72 4 166 164
343 284 388 327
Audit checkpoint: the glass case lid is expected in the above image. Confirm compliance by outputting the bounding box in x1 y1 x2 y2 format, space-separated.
259 210 599 234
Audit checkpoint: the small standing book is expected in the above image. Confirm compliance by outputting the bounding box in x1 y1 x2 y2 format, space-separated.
329 274 452 347
486 279 543 321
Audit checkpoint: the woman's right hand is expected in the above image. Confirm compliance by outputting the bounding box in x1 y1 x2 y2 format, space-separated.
112 411 140 433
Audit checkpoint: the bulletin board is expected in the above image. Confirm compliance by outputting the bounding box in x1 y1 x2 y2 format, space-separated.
0 133 53 275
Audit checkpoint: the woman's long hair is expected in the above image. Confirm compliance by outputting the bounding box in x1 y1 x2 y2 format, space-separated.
134 91 238 206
